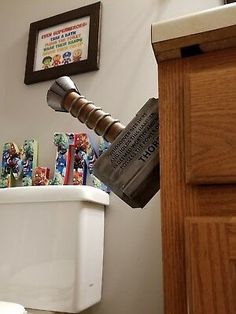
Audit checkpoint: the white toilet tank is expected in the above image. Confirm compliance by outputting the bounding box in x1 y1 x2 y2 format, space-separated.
0 185 109 313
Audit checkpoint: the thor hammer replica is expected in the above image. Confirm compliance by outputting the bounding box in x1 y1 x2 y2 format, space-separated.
47 76 159 208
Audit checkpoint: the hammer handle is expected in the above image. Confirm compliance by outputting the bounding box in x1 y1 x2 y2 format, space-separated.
63 91 125 143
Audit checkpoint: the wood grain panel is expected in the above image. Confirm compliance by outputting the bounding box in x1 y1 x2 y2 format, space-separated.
185 217 236 314
159 47 236 314
227 223 236 259
184 64 236 184
159 58 197 314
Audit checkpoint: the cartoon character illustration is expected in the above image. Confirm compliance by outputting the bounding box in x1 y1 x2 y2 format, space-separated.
22 176 32 186
23 140 34 156
76 134 97 175
52 132 75 185
73 150 84 172
2 142 22 180
53 133 69 153
0 169 10 188
32 167 49 186
42 56 52 69
21 139 38 183
87 152 97 174
55 152 66 176
72 49 82 62
75 133 89 152
71 133 96 186
62 51 72 65
73 169 83 185
2 140 37 187
53 132 69 178
92 138 110 193
49 172 63 185
52 54 61 67
73 134 89 175
22 158 33 177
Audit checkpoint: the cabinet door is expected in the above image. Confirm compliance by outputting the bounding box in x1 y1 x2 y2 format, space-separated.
185 217 236 314
184 51 236 184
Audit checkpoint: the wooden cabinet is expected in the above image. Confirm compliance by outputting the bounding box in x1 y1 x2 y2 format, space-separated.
184 51 236 184
185 217 236 314
152 5 236 314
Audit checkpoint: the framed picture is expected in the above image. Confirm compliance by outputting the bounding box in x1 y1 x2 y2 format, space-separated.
24 2 101 85
224 0 236 3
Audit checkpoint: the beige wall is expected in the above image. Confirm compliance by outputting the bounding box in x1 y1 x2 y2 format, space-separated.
0 0 221 314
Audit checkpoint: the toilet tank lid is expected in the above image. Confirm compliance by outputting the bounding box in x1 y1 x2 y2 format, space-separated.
0 301 27 314
0 186 109 206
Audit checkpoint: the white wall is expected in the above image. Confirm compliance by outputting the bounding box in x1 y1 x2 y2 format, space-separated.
0 0 221 314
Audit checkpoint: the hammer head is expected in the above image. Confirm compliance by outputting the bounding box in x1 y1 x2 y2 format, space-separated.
94 98 159 208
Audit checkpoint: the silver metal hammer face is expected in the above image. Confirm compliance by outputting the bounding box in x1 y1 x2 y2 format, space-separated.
47 76 159 208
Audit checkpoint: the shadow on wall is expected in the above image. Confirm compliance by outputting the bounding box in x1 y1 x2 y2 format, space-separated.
80 303 101 314
1 34 27 113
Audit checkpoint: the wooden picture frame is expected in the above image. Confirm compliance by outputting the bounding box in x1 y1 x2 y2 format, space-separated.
24 2 101 85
